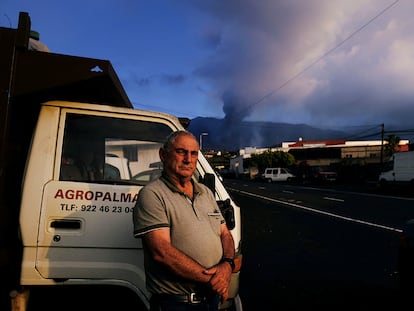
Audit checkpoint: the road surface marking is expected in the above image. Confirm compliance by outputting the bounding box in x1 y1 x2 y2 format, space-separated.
323 196 345 202
228 187 402 233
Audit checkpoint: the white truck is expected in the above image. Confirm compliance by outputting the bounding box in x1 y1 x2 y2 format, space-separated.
0 12 242 310
379 151 414 184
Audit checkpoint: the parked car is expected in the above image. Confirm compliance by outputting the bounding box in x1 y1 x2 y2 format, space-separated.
263 167 295 182
316 171 337 183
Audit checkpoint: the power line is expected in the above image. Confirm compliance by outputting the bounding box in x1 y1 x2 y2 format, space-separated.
349 129 414 140
344 124 383 140
242 0 401 115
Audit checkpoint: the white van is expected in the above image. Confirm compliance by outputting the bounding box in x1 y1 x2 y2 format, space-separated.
379 151 414 184
263 167 295 182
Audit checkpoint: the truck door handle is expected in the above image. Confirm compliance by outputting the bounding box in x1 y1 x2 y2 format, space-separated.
50 219 81 229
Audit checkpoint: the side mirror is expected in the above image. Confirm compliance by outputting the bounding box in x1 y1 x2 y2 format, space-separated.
217 198 235 230
202 173 215 194
201 173 235 230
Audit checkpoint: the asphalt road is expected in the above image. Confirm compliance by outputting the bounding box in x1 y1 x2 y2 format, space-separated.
228 179 411 311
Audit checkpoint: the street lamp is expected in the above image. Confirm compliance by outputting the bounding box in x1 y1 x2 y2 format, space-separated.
199 132 208 151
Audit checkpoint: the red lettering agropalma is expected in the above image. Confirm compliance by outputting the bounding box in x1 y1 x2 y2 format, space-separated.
54 189 138 202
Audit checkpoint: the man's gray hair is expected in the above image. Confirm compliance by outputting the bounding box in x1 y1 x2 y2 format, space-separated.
163 130 198 151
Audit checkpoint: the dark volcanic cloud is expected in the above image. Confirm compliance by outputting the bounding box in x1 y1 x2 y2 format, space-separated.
190 0 414 130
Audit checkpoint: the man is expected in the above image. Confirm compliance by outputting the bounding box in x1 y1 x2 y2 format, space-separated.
133 130 235 310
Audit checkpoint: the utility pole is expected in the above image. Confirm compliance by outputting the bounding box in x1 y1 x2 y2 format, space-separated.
380 123 384 166
199 132 208 151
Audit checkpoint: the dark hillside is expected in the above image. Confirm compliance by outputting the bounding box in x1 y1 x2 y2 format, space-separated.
188 117 350 151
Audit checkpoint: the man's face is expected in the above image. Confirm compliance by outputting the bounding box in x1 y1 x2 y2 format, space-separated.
161 134 199 180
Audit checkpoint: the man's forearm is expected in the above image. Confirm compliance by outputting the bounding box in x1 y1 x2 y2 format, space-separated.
164 245 213 283
220 226 235 259
144 233 212 283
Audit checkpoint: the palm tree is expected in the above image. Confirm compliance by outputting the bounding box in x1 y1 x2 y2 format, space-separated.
385 134 401 158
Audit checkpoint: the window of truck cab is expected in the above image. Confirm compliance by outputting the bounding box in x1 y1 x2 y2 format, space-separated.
60 113 172 185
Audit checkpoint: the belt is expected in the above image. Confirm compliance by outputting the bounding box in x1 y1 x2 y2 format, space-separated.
152 292 214 304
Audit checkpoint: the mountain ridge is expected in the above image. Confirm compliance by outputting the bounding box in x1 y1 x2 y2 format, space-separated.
187 117 353 151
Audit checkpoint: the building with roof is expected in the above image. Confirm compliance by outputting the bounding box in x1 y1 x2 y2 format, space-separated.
230 138 411 178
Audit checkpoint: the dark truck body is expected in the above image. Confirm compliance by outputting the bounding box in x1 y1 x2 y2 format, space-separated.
0 12 133 307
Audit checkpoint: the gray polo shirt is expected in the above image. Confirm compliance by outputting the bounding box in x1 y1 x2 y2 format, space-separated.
133 174 225 295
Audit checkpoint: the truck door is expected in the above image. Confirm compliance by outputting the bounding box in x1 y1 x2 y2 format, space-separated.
34 107 175 282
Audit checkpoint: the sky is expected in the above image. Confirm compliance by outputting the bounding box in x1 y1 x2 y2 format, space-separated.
2 0 414 139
